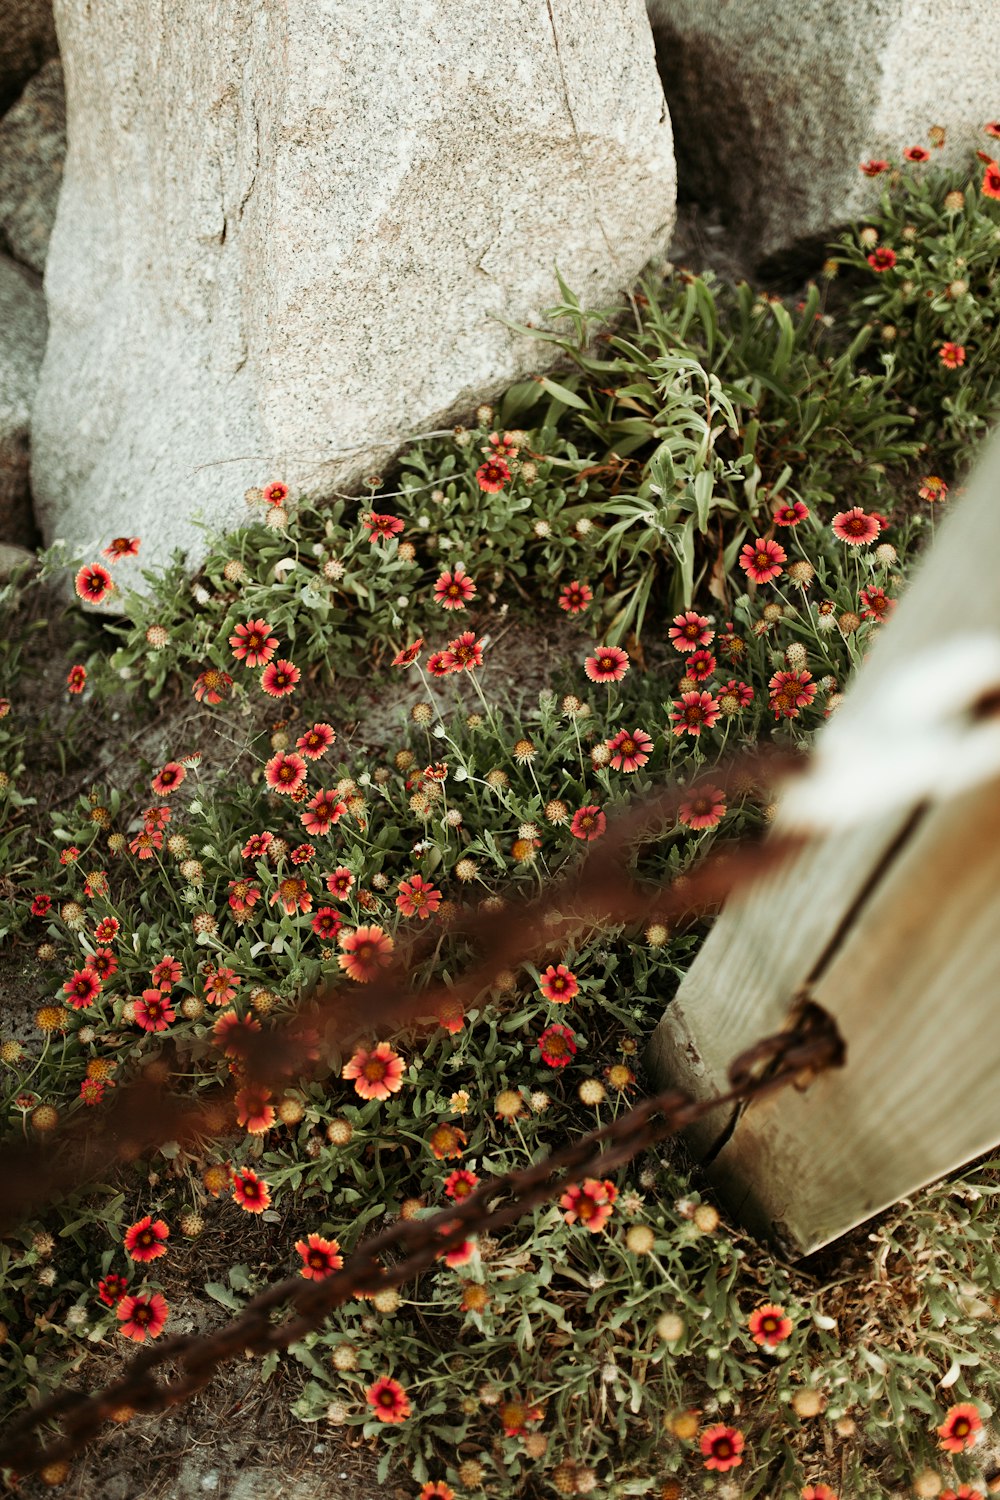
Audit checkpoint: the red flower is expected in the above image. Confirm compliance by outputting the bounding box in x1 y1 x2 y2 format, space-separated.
268 875 313 915
475 457 510 493
311 906 343 940
903 145 930 163
773 499 809 526
203 965 240 1005
538 1023 577 1068
235 1084 275 1134
151 761 187 795
363 512 405 542
265 751 307 795
31 894 52 917
290 842 315 865
74 563 113 604
117 1291 168 1342
392 639 424 668
343 1042 405 1101
748 1302 793 1346
325 866 355 898
832 506 880 545
261 658 301 698
941 1487 984 1500
396 873 442 919
134 989 176 1032
444 1169 479 1201
123 1214 169 1263
937 1402 983 1453
66 664 87 694
419 1484 456 1500
151 955 181 991
570 804 606 841
338 925 394 983
232 1167 271 1213
242 832 273 860
859 158 889 176
669 691 720 737
668 610 714 651
584 646 629 683
294 723 335 760
700 1424 745 1472
768 669 817 719
301 790 347 836
445 631 484 672
722 678 753 708
80 1077 106 1106
142 804 171 831
227 879 261 914
801 1487 839 1500
435 997 464 1034
859 585 895 622
295 1233 343 1280
918 474 948 503
95 916 120 942
981 159 1000 199
939 341 967 369
129 827 163 859
987 122 1000 139
366 1376 411 1423
559 580 593 614
192 668 233 704
102 536 141 562
263 480 288 506
97 1273 128 1307
738 537 786 584
498 1397 544 1437
560 1177 617 1232
685 648 716 682
539 963 579 1003
84 947 118 981
867 247 897 272
426 651 454 677
229 619 278 667
434 566 477 610
63 969 102 1009
59 846 80 864
212 1009 261 1059
428 1122 467 1160
679 784 727 830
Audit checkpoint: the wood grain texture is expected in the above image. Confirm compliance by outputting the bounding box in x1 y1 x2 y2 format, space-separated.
643 809 913 1157
707 777 1000 1254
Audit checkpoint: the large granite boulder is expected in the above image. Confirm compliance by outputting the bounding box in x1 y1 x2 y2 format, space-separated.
0 253 46 546
33 0 675 578
0 59 65 275
0 0 58 116
647 0 1000 267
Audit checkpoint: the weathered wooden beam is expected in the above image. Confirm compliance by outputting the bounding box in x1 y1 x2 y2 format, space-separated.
646 435 1000 1255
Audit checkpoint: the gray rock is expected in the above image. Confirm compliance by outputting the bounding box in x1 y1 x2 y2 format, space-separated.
33 0 675 582
647 0 1000 267
0 540 36 578
0 59 65 275
0 254 46 546
0 0 58 116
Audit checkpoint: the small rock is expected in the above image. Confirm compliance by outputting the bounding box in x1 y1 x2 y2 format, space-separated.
0 58 66 275
0 253 46 546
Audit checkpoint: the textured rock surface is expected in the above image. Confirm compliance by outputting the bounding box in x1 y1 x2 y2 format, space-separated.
0 59 65 274
0 0 58 115
33 0 675 578
0 254 46 545
647 0 1000 266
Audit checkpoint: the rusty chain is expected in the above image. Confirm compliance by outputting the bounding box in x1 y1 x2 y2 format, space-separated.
0 751 833 1478
0 1007 844 1478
